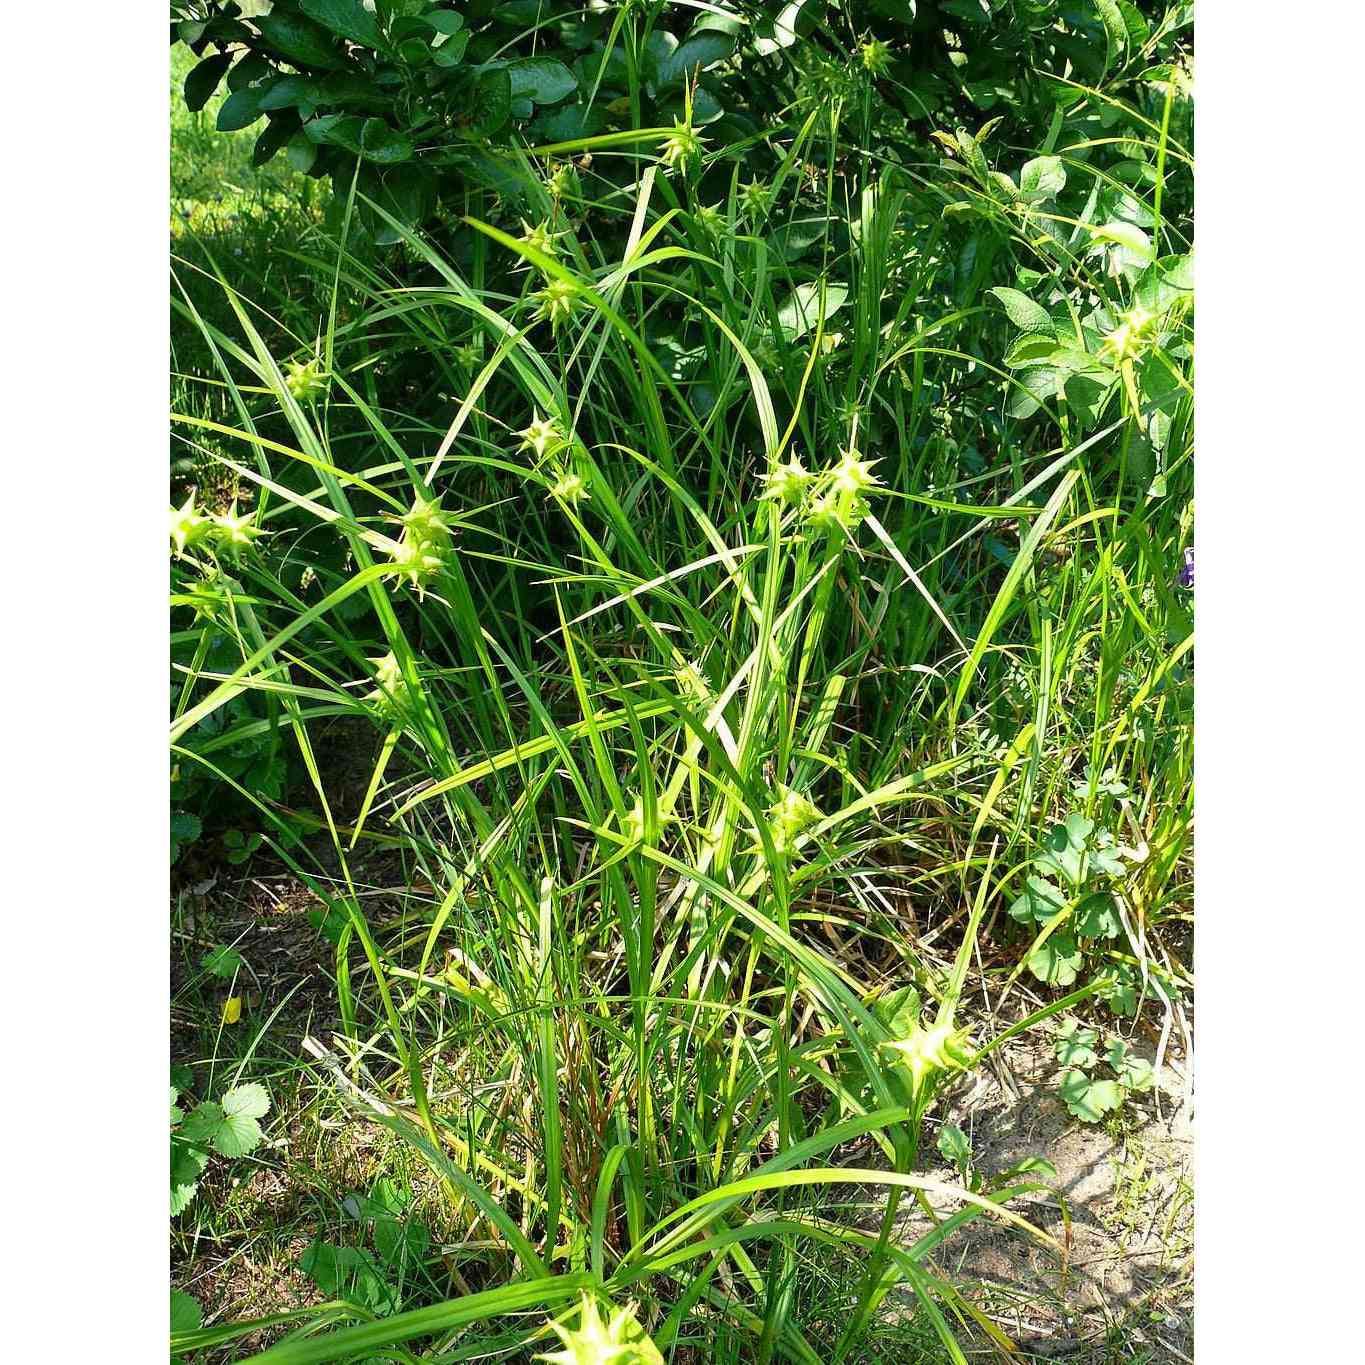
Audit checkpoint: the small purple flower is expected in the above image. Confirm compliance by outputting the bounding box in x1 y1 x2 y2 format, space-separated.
1176 545 1194 590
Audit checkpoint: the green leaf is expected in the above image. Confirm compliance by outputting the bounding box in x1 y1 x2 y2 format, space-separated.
1008 364 1064 419
421 12 466 36
182 1085 269 1158
224 1082 271 1120
1091 221 1154 262
655 33 735 88
184 52 234 112
1059 1070 1123 1122
507 58 578 106
1074 892 1121 939
1004 333 1060 367
1028 931 1082 987
872 984 921 1039
1019 155 1065 201
202 945 245 979
1053 1018 1099 1069
529 103 606 142
431 30 469 68
1097 963 1139 1016
259 74 322 113
307 113 366 150
1008 875 1065 926
254 114 299 167
171 1290 202 1335
1092 0 1129 72
256 13 347 70
775 281 849 341
465 68 511 135
1106 1041 1156 1091
990 287 1054 336
217 86 267 132
170 1140 208 1214
287 130 320 173
936 1123 971 1170
359 118 414 163
300 0 386 50
300 1240 401 1315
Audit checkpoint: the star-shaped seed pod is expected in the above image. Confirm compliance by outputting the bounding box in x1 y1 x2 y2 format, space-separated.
519 412 568 462
170 493 211 557
535 1294 664 1365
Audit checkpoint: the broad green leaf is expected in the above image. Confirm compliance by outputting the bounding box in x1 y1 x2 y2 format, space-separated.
300 1240 400 1315
182 1085 269 1157
1053 1019 1099 1069
421 12 466 36
1059 1071 1123 1122
431 30 469 67
1074 892 1121 939
1091 221 1154 262
1004 334 1060 367
171 1290 202 1335
775 281 849 341
1106 1041 1156 1091
185 52 234 112
256 13 347 69
507 58 578 106
937 1123 971 1170
990 287 1054 336
224 1082 271 1120
202 945 245 978
1028 931 1082 987
1019 155 1065 201
300 0 386 49
1092 0 1129 71
217 86 267 132
286 130 319 172
655 33 735 88
1008 875 1065 925
359 118 413 163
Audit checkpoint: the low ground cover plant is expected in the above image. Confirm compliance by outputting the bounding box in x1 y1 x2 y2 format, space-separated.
170 2 1192 1358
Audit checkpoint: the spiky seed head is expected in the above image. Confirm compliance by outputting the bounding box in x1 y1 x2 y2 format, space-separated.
365 652 414 718
767 784 821 853
659 120 704 171
285 357 327 404
519 218 564 262
389 536 445 596
170 493 211 556
829 447 882 499
537 278 579 331
860 38 892 75
883 1021 973 1091
545 161 579 201
210 503 263 559
519 412 567 462
694 202 725 237
740 179 770 222
536 1294 663 1365
759 454 814 507
549 469 590 506
398 495 452 550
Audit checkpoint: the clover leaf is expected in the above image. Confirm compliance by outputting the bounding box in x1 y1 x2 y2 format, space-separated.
1054 1018 1099 1069
1009 875 1066 925
1106 1040 1156 1092
1059 1070 1123 1123
1096 962 1140 1016
1075 892 1122 940
1028 930 1083 986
